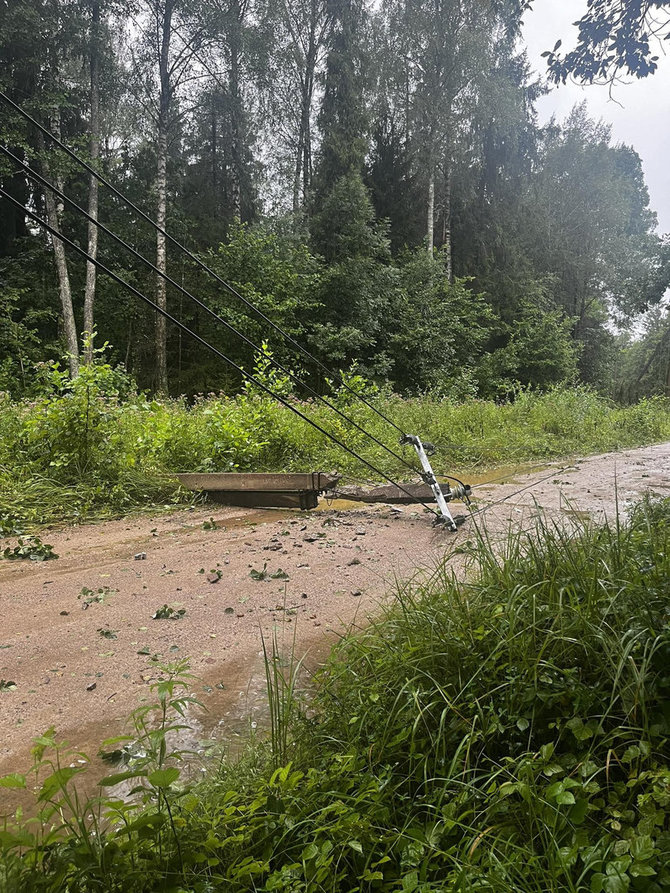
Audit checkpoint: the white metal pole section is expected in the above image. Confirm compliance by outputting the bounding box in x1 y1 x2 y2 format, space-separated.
401 435 457 530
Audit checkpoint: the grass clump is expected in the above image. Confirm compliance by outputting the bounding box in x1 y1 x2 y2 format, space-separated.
2 497 670 891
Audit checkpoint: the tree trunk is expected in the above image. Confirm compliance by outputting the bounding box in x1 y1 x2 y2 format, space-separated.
38 126 79 377
292 83 306 212
443 167 452 282
292 3 318 213
229 2 242 221
83 0 101 362
427 165 435 255
155 0 173 395
211 99 218 213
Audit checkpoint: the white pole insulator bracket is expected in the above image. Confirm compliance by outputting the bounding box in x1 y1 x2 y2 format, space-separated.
400 434 457 530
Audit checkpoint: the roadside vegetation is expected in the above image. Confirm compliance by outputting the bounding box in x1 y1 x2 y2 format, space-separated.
1 496 670 891
0 356 669 526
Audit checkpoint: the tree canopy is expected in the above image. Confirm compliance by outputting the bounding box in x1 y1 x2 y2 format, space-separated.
0 0 668 400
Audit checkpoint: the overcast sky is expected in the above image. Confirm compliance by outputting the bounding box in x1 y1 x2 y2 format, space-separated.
521 2 670 236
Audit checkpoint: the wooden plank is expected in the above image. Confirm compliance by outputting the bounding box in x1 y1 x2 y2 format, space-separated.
175 472 339 493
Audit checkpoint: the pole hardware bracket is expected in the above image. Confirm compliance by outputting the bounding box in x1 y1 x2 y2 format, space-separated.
400 433 461 531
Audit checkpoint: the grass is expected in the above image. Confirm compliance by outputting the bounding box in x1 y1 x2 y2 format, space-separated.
2 496 670 891
1 370 669 526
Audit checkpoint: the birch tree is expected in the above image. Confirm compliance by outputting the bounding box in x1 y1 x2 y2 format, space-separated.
129 0 210 393
83 0 102 362
386 0 524 274
262 0 331 211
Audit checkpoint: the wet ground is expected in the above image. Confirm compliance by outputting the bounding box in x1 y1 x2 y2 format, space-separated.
1 442 669 815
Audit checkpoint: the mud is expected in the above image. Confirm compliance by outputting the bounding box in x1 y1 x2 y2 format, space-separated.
1 442 669 815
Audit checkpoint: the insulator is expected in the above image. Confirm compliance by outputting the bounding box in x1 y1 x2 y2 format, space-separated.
448 483 471 502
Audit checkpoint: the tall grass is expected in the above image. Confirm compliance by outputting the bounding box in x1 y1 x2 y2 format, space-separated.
2 497 670 891
1 377 669 525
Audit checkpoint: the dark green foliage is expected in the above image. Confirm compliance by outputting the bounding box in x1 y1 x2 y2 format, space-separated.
0 0 667 400
3 499 670 891
545 0 670 83
311 0 368 203
311 173 398 375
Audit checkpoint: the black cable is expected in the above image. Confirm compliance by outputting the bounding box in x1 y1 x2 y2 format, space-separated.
0 89 406 436
0 143 421 478
0 185 440 518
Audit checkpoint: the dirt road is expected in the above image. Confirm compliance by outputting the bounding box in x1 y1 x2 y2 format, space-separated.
1 442 669 805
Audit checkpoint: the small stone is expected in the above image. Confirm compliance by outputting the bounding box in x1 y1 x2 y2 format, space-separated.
224 607 235 614
206 572 221 583
351 589 362 597
60 610 69 616
86 682 97 692
134 552 147 561
301 592 308 599
347 558 361 566
355 529 366 536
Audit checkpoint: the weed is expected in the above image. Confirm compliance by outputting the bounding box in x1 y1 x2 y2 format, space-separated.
152 604 186 620
0 519 23 537
78 586 116 607
250 562 290 581
1 536 58 561
1 380 669 526
0 662 201 890
202 517 218 530
0 679 16 691
96 628 118 640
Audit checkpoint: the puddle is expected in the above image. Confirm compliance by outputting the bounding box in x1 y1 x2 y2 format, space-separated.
457 463 550 490
315 498 372 512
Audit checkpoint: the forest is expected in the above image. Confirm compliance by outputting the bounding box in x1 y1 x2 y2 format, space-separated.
1 0 669 403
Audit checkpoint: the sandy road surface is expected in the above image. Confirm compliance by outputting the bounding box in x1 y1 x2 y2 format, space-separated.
1 442 669 807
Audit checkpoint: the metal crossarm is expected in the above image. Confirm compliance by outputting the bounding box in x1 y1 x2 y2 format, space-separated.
400 435 459 530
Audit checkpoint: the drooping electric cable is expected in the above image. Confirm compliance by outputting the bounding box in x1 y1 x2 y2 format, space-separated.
0 184 442 518
0 89 406 436
0 143 423 478
468 466 578 519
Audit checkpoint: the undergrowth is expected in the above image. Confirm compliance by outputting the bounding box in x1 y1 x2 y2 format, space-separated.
2 497 670 891
1 355 669 526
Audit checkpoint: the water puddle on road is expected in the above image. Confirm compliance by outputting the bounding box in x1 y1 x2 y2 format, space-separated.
455 462 550 490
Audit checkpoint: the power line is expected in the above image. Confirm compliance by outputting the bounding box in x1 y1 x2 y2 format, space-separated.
468 466 577 520
0 89 406 436
0 143 421 478
0 184 440 518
